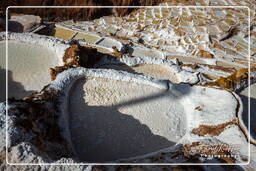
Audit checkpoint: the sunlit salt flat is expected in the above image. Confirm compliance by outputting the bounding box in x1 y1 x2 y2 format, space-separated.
69 77 186 162
99 64 179 83
0 41 59 101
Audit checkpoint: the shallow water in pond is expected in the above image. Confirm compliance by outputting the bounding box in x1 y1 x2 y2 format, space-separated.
69 77 186 162
0 41 59 101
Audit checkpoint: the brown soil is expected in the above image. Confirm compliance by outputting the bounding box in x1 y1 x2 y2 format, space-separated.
206 68 256 90
50 43 102 80
50 44 80 80
191 119 239 136
1 0 164 22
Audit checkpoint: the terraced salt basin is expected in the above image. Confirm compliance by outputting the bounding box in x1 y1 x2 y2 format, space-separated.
95 56 199 84
69 77 186 162
99 63 179 83
238 83 256 143
0 41 59 101
49 68 243 163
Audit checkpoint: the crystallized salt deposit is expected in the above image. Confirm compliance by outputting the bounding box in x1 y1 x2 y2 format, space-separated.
238 83 256 143
95 56 199 84
0 41 59 100
184 85 238 129
99 64 180 83
44 68 242 163
2 66 245 164
96 37 123 51
69 77 186 162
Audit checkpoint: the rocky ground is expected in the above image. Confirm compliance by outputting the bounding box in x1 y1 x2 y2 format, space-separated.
0 0 256 170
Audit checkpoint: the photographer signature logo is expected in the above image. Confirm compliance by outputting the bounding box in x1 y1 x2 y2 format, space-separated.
184 143 240 159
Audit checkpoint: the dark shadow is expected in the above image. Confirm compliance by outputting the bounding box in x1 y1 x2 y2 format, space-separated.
121 44 134 55
49 26 57 37
68 78 177 162
95 38 104 44
0 68 34 102
8 21 23 33
0 68 5 102
35 24 55 36
239 94 256 139
0 17 4 32
112 88 178 109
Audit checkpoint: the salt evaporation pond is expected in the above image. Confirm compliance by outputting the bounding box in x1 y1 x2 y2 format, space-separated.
69 77 186 162
239 83 256 142
0 41 59 101
99 64 180 83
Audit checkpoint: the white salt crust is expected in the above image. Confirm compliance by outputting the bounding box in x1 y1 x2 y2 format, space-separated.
44 68 245 162
238 83 256 145
95 56 199 84
0 32 70 65
69 77 186 161
0 41 60 100
0 32 71 100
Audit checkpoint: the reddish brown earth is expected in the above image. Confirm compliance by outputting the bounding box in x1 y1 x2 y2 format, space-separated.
50 42 104 80
1 0 164 21
207 68 256 90
191 119 239 136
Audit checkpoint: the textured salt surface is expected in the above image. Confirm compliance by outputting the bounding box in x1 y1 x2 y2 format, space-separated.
69 77 186 162
0 41 59 100
100 64 179 83
132 64 179 83
239 83 256 140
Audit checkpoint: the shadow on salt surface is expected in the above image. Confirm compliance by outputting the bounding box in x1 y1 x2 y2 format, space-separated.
0 68 34 102
240 94 256 140
69 78 189 162
8 21 24 33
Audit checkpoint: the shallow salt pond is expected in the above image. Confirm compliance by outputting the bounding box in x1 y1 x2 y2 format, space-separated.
0 41 59 101
69 77 186 162
99 64 179 83
239 83 256 141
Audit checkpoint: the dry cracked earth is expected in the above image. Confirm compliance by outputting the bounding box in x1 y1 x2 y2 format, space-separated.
0 0 256 170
